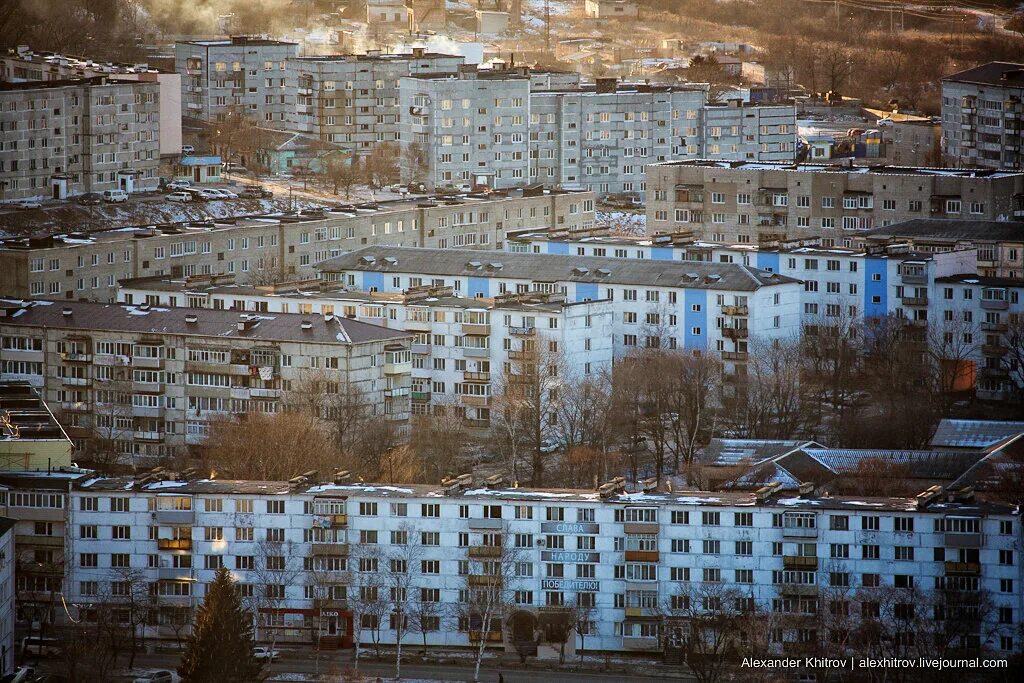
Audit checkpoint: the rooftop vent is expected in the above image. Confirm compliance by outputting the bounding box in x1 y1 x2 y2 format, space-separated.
360 255 376 265
62 307 73 317
755 481 782 504
705 274 722 283
300 320 313 330
572 266 589 276
488 262 503 269
466 260 482 269
596 268 611 277
184 314 198 324
383 256 398 266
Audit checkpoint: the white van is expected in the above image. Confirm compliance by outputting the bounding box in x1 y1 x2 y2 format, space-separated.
102 189 129 203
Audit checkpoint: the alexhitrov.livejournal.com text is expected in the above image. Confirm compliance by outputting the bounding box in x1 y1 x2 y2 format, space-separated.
742 657 1009 671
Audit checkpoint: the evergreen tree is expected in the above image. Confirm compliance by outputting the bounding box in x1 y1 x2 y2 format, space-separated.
179 566 263 683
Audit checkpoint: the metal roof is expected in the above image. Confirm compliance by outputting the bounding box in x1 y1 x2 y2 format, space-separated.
863 219 1024 243
930 419 1024 450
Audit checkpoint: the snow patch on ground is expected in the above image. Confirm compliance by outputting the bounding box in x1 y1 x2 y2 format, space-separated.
598 210 646 236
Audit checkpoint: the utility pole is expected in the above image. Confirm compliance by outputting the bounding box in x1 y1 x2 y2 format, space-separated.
545 0 551 54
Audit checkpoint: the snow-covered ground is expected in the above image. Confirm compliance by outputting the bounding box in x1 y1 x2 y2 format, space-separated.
598 210 647 236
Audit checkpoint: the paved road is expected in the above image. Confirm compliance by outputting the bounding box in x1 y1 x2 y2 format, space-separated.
30 651 686 681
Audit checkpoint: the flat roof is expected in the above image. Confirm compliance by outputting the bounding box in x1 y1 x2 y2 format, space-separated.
0 75 155 92
942 61 1024 87
317 246 799 291
862 218 1024 243
650 159 1024 179
0 299 411 346
177 37 298 47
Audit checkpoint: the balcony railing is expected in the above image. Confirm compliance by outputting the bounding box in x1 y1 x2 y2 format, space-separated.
783 555 819 570
312 543 350 556
463 371 490 382
157 538 192 551
722 305 749 316
722 327 749 340
154 510 195 525
944 561 981 576
509 326 536 337
468 546 503 558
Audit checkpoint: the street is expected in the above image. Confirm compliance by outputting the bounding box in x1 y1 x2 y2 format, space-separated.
26 650 687 682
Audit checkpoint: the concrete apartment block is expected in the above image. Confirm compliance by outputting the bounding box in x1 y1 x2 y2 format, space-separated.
941 61 1024 171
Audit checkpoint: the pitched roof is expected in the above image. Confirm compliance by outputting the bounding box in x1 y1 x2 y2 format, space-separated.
317 247 797 291
0 299 410 346
942 61 1024 87
930 419 1024 450
862 219 1024 243
701 438 817 466
792 448 984 480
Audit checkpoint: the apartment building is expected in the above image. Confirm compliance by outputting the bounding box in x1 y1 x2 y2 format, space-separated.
400 67 532 191
700 100 797 163
0 189 596 302
116 276 616 429
0 76 161 201
941 61 1024 171
0 299 413 461
645 160 1024 242
0 517 12 676
175 37 299 123
0 381 74 471
315 246 801 370
1 46 182 157
14 469 1015 656
860 219 1024 280
287 49 464 155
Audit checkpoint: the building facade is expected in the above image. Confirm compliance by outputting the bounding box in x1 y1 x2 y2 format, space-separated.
175 37 299 124
117 276 616 430
0 517 12 676
0 76 162 201
286 49 464 156
941 62 1024 171
315 246 802 369
0 300 413 462
0 189 596 302
22 471 1021 656
645 160 1024 243
0 46 182 157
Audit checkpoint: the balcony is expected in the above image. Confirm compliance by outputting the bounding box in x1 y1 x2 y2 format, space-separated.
132 356 163 369
462 347 489 358
384 360 412 375
722 327 748 340
250 387 282 399
623 522 659 534
624 550 659 562
508 350 532 360
721 351 748 362
384 387 410 398
153 592 193 605
468 630 503 643
722 305 749 316
510 326 536 337
61 401 89 413
982 344 1008 357
312 543 350 557
133 430 165 442
132 405 165 418
8 506 62 522
468 517 503 530
15 534 63 548
783 555 819 571
411 343 430 355
782 526 818 539
465 418 490 429
778 582 819 596
900 273 928 285
622 635 660 651
60 352 93 363
159 567 195 581
313 513 348 527
411 390 431 402
901 296 928 307
462 323 491 336
468 574 501 587
132 381 163 394
981 299 1009 311
463 371 490 382
944 561 981 576
61 376 90 386
154 510 195 526
468 546 503 558
158 539 192 551
944 532 983 548
980 367 1008 380
461 395 491 407
981 322 1008 333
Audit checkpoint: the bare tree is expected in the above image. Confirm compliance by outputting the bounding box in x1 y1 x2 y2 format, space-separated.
110 566 153 670
383 525 423 679
251 538 303 667
407 585 443 656
568 597 596 663
347 544 385 671
411 398 473 483
928 316 981 404
728 337 812 440
998 314 1024 402
363 142 400 188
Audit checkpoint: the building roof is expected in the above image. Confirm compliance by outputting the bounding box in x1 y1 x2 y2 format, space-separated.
0 299 411 346
0 517 16 537
178 37 298 47
0 75 154 92
794 448 984 480
651 159 1024 179
930 419 1024 450
0 382 71 443
862 219 1024 243
317 247 798 291
942 61 1024 87
935 274 1024 288
178 155 221 166
700 439 817 467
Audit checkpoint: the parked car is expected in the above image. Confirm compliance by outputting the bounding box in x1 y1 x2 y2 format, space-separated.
133 671 178 683
167 192 192 203
181 145 195 155
539 438 559 454
166 180 191 191
253 647 280 662
455 182 473 193
194 189 220 200
217 188 239 199
76 192 102 205
102 189 129 203
408 181 427 193
240 186 273 198
15 200 42 210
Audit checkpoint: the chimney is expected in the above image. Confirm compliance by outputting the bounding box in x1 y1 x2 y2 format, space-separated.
412 47 425 58
185 313 198 324
596 77 617 94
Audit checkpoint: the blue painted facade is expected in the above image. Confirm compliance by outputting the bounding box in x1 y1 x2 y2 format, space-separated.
362 272 385 292
467 277 490 298
756 252 781 274
547 242 571 256
684 289 708 350
650 247 674 261
575 282 599 302
863 257 888 319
